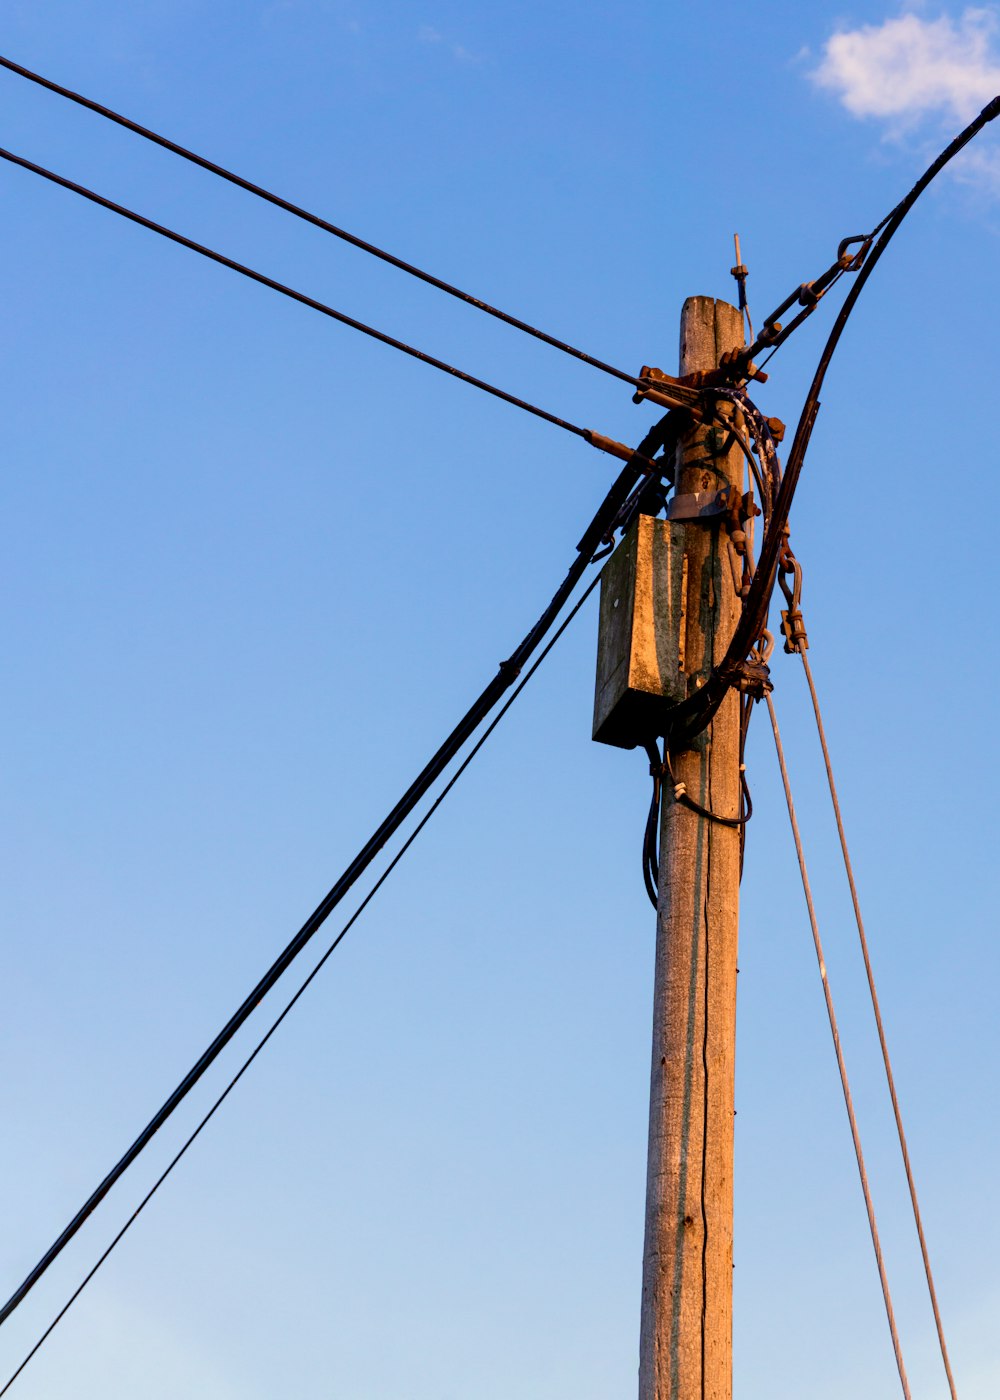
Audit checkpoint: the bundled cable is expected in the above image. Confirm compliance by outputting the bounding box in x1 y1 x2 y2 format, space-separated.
664 92 1000 750
0 405 682 1330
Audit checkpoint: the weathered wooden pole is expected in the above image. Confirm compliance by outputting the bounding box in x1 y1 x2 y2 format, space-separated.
638 297 744 1400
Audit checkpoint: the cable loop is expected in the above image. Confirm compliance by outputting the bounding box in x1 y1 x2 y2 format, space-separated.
777 531 808 653
661 747 743 829
755 627 775 664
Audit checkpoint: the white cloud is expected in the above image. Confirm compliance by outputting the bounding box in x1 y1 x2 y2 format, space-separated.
952 139 1000 182
812 8 1000 125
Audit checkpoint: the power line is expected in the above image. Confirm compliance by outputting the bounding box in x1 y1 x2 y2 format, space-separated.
0 53 640 389
0 570 602 1398
0 409 679 1330
765 691 912 1400
795 644 959 1399
0 143 624 449
663 92 1000 751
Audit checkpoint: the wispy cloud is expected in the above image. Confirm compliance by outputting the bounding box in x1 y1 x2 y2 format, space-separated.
417 23 478 63
811 9 1000 189
812 8 1000 125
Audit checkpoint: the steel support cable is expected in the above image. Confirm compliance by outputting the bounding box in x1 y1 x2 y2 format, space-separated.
0 53 640 390
0 405 675 1330
796 648 959 1399
663 93 1000 751
0 572 604 1399
765 691 912 1400
0 144 635 451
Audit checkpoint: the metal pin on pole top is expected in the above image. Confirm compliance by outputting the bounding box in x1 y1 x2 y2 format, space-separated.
732 232 744 272
731 234 753 342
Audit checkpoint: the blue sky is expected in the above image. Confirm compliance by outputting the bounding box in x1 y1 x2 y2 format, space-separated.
1 4 998 1397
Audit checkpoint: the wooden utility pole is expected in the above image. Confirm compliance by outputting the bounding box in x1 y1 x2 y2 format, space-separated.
638 297 744 1400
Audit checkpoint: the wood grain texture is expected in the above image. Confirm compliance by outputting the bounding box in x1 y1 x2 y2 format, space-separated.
638 297 743 1400
593 515 687 749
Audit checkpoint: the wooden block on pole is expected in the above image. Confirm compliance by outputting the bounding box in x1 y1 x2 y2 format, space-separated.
592 514 687 750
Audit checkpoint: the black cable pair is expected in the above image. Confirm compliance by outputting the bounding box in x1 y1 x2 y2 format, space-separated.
0 402 680 1334
0 53 643 447
640 711 753 912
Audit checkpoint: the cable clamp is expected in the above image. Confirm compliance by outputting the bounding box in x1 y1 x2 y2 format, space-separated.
780 607 809 653
732 656 773 699
777 531 808 652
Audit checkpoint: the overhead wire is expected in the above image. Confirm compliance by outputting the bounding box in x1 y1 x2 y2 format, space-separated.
0 53 641 390
663 91 1000 751
0 144 632 451
0 571 604 1399
638 402 764 911
765 690 912 1400
796 646 959 1400
5 53 994 1380
0 395 681 1330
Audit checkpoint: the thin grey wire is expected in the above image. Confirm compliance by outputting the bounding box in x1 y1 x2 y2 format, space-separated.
765 690 912 1400
797 648 958 1399
0 571 603 1397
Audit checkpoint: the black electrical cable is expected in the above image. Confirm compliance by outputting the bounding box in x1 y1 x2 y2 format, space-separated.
0 143 607 444
0 53 641 390
0 572 604 1399
664 92 1000 750
642 738 661 909
0 409 679 1331
661 746 742 830
640 702 753 911
738 690 754 877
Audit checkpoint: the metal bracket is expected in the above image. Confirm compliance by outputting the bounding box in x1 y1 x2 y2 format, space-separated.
667 488 729 521
667 483 757 524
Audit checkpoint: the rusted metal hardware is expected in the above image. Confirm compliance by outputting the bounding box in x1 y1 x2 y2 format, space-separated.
708 232 878 386
718 346 768 383
726 486 758 530
731 233 753 341
663 354 768 389
663 98 1000 752
666 481 758 526
781 608 808 653
756 235 877 362
632 365 707 417
723 488 760 598
758 234 872 344
730 628 774 699
732 655 773 698
634 384 703 414
584 429 646 464
777 529 809 653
